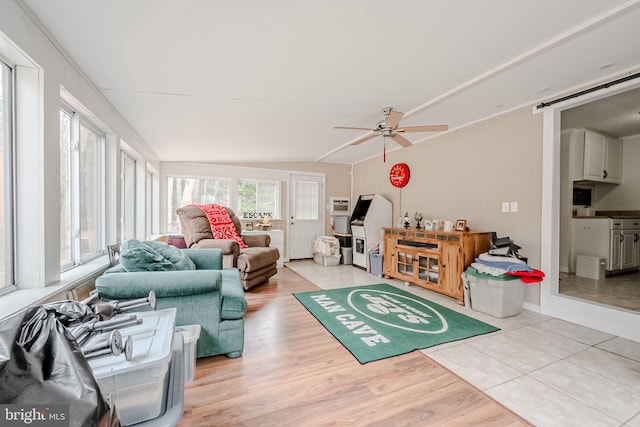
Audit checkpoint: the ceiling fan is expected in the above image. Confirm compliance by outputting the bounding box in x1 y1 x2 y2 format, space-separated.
334 107 448 149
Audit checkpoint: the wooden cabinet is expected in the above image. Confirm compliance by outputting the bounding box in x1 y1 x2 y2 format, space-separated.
571 129 622 184
383 228 490 304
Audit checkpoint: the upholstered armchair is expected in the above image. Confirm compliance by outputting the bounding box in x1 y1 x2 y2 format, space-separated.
96 245 246 358
177 205 280 290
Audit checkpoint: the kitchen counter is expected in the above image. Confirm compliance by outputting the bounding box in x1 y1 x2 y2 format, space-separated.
597 210 640 218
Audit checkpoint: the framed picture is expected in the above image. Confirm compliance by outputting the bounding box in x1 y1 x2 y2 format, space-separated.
455 219 467 231
245 222 254 231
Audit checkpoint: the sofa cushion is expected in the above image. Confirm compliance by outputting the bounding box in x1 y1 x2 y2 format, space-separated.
176 206 215 247
237 247 280 272
145 240 196 270
120 239 176 272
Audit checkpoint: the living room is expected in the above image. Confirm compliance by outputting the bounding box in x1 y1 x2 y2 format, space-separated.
2 1 640 425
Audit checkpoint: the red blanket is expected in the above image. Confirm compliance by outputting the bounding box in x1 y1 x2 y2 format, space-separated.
506 268 545 283
192 204 248 248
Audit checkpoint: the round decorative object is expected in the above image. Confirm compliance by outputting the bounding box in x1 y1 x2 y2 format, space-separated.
389 163 410 188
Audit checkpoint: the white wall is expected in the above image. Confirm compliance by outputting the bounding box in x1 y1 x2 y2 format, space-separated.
352 106 544 305
1 1 159 287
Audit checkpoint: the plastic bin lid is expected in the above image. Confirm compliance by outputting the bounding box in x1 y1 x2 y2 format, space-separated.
175 324 201 344
464 267 520 281
88 308 176 378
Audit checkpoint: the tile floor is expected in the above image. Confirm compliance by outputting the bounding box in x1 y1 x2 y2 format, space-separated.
285 260 640 427
559 271 640 312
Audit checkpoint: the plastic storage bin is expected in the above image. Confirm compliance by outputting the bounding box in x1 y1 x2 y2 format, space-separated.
462 268 524 318
87 308 176 425
134 332 185 427
576 255 606 280
175 324 201 383
369 253 383 276
313 236 341 266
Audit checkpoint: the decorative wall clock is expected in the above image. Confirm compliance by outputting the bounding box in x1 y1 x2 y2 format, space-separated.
389 163 410 188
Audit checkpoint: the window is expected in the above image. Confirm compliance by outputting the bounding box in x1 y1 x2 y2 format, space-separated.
146 169 154 237
0 60 14 292
294 180 319 220
59 108 72 268
121 151 136 241
60 103 105 269
237 179 279 219
167 177 230 232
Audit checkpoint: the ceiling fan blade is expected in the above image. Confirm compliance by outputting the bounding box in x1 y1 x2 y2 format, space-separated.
390 133 412 148
385 110 404 129
397 125 449 133
350 133 379 146
333 126 375 131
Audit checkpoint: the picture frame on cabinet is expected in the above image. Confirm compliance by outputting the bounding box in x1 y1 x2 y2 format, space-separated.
455 219 467 231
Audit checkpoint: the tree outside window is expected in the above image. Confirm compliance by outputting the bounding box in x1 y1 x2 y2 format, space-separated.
237 180 278 219
167 177 230 232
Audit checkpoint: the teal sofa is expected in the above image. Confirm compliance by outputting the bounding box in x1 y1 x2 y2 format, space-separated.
95 246 246 358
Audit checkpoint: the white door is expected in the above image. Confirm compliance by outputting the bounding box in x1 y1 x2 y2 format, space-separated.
289 174 324 259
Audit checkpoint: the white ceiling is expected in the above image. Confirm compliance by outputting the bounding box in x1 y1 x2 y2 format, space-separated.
21 0 640 163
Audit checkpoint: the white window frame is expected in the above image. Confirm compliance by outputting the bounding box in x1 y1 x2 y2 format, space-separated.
0 59 15 296
146 167 154 237
60 101 105 270
121 150 136 242
236 178 280 220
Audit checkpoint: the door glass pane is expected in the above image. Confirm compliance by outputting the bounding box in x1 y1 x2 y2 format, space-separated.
294 180 318 220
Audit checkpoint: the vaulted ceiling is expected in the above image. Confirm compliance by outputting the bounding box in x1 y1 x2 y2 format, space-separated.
21 0 640 163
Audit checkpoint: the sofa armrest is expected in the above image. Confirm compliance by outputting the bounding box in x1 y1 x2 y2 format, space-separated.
193 238 240 256
183 248 223 270
242 234 271 247
220 269 247 320
96 270 223 300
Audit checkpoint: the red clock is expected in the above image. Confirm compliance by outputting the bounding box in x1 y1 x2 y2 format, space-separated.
389 163 410 188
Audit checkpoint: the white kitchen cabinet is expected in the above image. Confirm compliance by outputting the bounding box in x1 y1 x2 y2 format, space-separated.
635 231 640 269
621 230 636 270
570 129 622 184
572 217 640 273
610 229 638 272
572 218 610 272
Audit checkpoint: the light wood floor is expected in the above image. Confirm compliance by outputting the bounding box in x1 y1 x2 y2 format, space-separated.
178 266 531 426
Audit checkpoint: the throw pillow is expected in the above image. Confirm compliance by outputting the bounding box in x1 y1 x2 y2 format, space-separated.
193 204 248 248
120 239 176 272
145 240 196 270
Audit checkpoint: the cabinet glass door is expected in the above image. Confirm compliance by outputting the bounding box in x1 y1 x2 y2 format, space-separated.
397 251 414 276
418 254 439 284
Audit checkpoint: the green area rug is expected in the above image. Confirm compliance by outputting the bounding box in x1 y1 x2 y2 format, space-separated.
293 283 499 364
